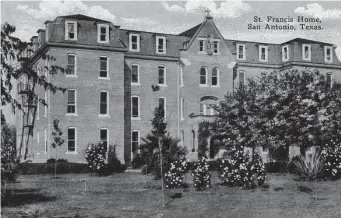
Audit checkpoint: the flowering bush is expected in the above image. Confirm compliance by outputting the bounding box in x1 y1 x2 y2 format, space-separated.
218 146 267 189
1 123 18 184
164 156 188 189
192 157 211 190
85 142 106 175
323 139 341 180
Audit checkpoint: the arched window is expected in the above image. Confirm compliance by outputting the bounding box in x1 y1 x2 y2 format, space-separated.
200 96 218 116
212 68 219 86
200 67 207 85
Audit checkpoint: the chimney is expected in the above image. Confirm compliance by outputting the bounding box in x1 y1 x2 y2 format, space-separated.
37 29 45 48
30 36 38 52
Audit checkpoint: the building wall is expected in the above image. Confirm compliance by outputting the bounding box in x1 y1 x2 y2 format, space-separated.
29 47 125 163
123 58 180 161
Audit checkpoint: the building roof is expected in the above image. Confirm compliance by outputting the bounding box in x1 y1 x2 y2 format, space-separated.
57 14 111 23
283 37 334 46
178 23 202 37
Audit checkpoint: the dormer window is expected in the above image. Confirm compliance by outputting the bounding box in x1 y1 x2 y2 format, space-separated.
97 24 109 43
302 44 311 61
282 45 289 62
213 41 219 54
156 36 166 54
237 44 245 60
129 34 140 52
65 21 77 40
199 40 205 52
324 46 333 63
259 45 268 61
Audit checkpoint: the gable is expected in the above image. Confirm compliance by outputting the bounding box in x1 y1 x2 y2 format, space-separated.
184 16 234 60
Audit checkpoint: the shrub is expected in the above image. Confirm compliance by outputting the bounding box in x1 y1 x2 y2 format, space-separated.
291 153 325 181
192 157 211 190
217 146 267 189
131 152 146 169
106 145 126 174
85 142 106 175
323 139 341 180
164 156 188 189
1 123 18 184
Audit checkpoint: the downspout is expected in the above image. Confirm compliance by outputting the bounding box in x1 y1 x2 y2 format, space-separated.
177 61 180 139
47 52 51 160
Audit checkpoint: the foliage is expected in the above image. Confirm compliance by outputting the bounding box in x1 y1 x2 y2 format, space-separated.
291 153 325 181
106 145 126 174
2 23 66 160
218 145 267 189
140 107 187 178
197 121 211 158
323 139 341 180
51 119 64 149
85 142 106 175
192 157 211 190
1 115 18 183
212 69 341 162
164 156 188 189
131 152 146 169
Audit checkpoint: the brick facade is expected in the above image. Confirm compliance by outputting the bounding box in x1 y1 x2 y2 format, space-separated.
16 14 341 163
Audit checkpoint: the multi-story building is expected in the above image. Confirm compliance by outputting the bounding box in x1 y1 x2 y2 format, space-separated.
16 13 341 163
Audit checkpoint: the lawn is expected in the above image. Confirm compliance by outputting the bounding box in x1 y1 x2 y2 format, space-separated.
1 172 341 218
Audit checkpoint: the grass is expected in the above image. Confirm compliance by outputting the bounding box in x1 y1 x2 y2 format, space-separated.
1 172 341 218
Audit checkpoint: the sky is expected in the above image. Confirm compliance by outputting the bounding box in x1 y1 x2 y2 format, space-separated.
2 0 341 123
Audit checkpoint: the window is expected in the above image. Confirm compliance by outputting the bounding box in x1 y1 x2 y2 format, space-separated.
327 73 333 88
192 130 195 152
200 67 207 85
212 68 219 86
100 128 108 150
67 89 76 114
99 91 109 115
131 64 139 84
180 65 184 87
156 36 166 54
158 66 166 85
237 44 246 60
282 45 289 62
44 91 47 117
213 41 219 54
180 97 184 120
44 128 47 154
199 40 205 52
302 44 311 61
131 96 140 118
325 46 333 62
158 97 166 119
67 127 76 152
180 130 185 146
239 71 245 86
36 130 40 154
200 96 218 116
131 130 140 153
99 57 108 78
129 34 140 52
259 45 268 61
36 95 39 120
97 24 109 43
67 54 76 76
65 21 77 40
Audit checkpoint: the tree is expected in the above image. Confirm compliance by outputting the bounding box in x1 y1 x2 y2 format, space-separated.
1 111 18 183
211 69 341 162
1 22 66 160
140 107 187 178
51 119 65 178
